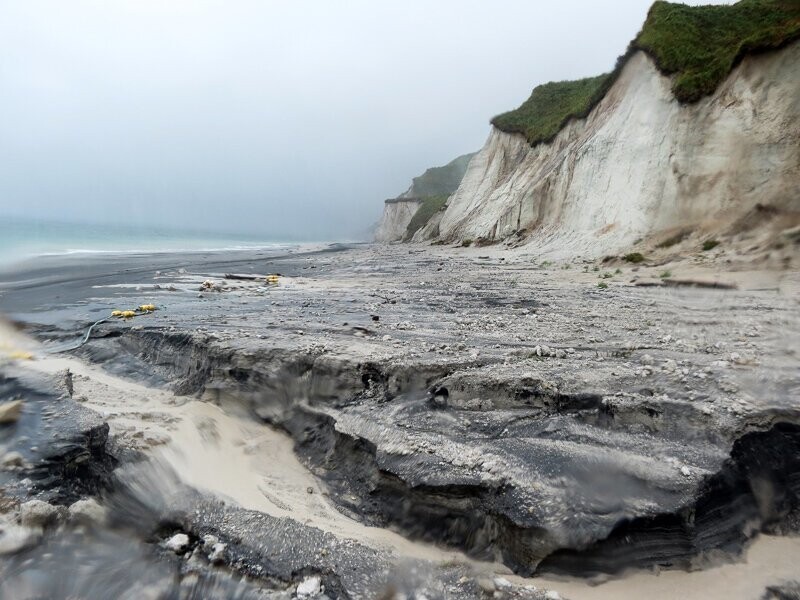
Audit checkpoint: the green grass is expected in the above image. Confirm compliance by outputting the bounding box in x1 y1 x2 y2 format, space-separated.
623 252 646 264
660 270 673 278
597 282 609 289
702 239 721 251
491 0 800 146
490 74 614 147
636 0 800 102
404 195 449 240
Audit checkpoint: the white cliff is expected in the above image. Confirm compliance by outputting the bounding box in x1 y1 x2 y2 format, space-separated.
418 42 800 256
374 199 422 243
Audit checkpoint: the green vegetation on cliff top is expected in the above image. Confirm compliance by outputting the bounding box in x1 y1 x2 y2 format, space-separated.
404 195 449 241
491 0 800 146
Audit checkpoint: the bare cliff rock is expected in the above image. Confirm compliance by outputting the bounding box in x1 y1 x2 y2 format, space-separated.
416 42 800 255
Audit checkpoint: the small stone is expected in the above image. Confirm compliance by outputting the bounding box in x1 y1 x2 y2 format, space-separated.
1 451 25 469
493 576 512 589
0 515 39 555
640 353 654 365
477 578 496 594
19 499 59 528
545 592 561 600
680 466 692 477
208 542 227 564
0 400 23 424
68 498 107 525
296 575 322 598
306 487 314 494
164 533 190 553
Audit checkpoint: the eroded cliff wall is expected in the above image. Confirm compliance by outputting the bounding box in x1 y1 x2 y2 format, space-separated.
418 43 800 256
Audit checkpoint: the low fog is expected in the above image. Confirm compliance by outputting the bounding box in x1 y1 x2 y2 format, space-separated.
0 0 732 241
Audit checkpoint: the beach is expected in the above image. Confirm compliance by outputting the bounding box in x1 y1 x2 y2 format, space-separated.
1 243 799 599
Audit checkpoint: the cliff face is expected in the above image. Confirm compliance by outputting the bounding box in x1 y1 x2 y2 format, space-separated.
418 42 800 255
375 153 475 242
374 199 422 243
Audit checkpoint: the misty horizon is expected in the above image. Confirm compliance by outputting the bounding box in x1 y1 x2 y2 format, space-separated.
0 0 733 241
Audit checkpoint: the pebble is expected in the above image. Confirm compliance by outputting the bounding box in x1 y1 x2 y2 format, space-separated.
68 498 108 525
296 575 322 598
19 499 60 528
1 451 25 469
208 542 227 564
164 533 190 553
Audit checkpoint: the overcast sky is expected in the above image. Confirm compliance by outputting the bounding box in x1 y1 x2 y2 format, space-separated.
0 0 732 241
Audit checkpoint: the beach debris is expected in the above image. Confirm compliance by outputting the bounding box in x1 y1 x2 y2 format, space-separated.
6 350 34 361
111 305 157 319
265 274 280 285
200 280 224 292
224 273 260 281
0 400 23 424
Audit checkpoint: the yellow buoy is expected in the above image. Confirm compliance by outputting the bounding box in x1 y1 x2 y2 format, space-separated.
138 304 156 312
111 310 123 317
121 310 136 319
8 350 34 360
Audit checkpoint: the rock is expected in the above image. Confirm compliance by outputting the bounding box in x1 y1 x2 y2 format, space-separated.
544 592 561 600
493 577 512 590
662 359 678 373
0 400 23 424
164 533 190 553
68 498 107 525
0 515 39 555
640 354 654 365
18 499 59 528
208 542 227 564
296 575 322 598
1 451 25 469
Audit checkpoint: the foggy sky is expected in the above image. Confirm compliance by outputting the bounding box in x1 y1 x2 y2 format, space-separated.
0 0 732 241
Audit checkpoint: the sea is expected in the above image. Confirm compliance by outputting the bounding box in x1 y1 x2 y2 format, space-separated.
0 216 295 268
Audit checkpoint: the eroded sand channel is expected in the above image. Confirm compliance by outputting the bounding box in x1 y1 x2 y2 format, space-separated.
25 353 800 600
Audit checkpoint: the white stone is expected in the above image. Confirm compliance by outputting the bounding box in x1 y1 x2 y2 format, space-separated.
164 533 190 553
296 575 322 598
68 498 107 525
18 499 59 528
208 542 226 564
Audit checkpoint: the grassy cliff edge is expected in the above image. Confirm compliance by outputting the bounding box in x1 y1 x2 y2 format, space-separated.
491 0 800 147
